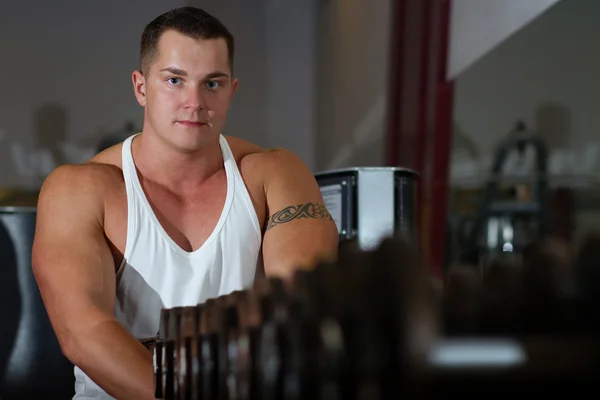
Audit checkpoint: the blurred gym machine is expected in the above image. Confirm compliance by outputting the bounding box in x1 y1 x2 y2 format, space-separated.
458 121 549 268
0 206 74 399
315 167 419 251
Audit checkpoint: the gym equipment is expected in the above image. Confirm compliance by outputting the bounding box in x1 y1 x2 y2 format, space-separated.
459 121 549 268
154 232 600 399
0 207 74 399
314 167 419 250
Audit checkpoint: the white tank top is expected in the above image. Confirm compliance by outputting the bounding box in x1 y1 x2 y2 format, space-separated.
73 134 262 399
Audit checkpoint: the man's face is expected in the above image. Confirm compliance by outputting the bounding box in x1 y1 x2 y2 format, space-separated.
133 30 238 152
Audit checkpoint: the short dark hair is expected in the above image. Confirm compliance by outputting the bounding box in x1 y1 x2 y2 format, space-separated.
140 7 235 75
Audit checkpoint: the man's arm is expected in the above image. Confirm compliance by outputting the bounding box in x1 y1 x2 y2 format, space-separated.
260 150 339 280
31 165 156 400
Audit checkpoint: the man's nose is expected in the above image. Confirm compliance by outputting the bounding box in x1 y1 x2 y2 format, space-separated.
184 86 205 110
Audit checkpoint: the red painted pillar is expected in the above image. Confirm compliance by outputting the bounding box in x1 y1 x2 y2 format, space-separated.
428 0 454 277
387 0 454 276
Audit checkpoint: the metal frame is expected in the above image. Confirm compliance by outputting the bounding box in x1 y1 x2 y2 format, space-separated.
314 171 356 242
0 207 37 213
316 167 419 251
356 169 397 250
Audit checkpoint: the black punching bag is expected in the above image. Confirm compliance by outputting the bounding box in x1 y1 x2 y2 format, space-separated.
0 207 74 399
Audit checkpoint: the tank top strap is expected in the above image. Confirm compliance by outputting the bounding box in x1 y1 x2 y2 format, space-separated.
218 134 262 234
120 133 142 268
121 134 139 183
219 134 235 165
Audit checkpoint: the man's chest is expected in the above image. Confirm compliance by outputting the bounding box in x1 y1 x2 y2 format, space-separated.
102 171 267 266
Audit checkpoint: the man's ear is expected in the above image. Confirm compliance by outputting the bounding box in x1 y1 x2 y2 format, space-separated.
230 78 239 99
132 70 147 107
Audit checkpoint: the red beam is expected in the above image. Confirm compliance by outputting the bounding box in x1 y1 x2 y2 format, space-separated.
387 0 429 170
386 0 454 275
386 0 428 253
415 0 433 179
428 0 454 277
386 0 405 167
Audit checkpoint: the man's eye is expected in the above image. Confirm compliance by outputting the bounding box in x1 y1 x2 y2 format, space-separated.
168 77 181 85
207 81 220 90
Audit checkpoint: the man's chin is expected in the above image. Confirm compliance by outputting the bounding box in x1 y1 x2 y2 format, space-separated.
169 131 219 153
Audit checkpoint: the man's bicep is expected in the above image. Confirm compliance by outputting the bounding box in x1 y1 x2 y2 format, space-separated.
32 167 116 349
261 151 339 279
33 219 116 314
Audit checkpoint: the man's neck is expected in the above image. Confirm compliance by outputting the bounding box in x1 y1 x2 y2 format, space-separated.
131 132 224 193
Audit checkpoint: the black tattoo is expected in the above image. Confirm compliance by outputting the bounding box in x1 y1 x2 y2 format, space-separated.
266 203 333 231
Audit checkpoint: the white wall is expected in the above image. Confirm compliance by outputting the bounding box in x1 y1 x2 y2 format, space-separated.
201 0 319 170
316 0 392 171
449 0 562 79
452 0 600 187
0 0 319 188
0 0 186 187
264 0 318 171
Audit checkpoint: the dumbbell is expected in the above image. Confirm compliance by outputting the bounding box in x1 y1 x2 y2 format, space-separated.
155 297 223 400
154 280 288 400
154 304 200 400
516 238 572 335
155 236 438 399
442 264 484 335
572 232 600 333
480 255 521 336
290 238 437 398
155 306 183 399
442 236 575 338
155 234 600 399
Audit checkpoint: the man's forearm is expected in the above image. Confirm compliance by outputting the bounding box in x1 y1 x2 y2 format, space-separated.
67 319 156 400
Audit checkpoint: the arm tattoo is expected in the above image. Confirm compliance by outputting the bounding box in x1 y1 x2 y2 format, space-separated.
266 203 333 231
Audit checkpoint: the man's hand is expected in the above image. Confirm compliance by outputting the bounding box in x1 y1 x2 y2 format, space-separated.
260 149 339 280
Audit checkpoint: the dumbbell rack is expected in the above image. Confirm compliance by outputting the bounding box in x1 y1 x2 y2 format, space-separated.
153 237 600 399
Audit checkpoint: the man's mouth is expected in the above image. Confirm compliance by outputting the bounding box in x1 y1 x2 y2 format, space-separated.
177 120 208 127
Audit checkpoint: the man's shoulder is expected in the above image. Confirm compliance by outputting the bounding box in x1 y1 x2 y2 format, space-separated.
223 135 264 160
224 135 308 176
44 162 123 189
38 162 123 211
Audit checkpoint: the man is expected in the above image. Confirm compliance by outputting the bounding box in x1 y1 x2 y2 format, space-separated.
31 7 338 400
